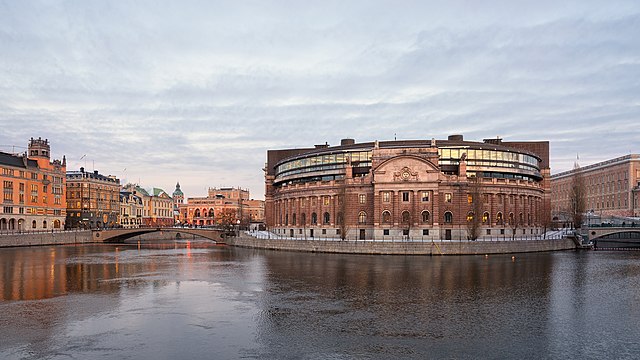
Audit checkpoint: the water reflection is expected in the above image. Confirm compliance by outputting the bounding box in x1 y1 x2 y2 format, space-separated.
1 243 640 359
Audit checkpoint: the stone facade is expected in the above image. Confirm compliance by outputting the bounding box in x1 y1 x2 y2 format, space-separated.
66 168 120 229
551 154 640 220
0 137 67 231
181 187 264 227
266 136 551 240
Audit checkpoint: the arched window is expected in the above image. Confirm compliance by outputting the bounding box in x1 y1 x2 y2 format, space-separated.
497 212 504 225
336 212 343 225
509 213 515 225
43 220 47 229
311 212 317 225
32 220 37 229
482 212 490 225
292 213 297 225
323 212 330 224
401 211 410 224
54 219 61 229
285 214 289 225
444 211 453 224
0 218 6 230
358 211 367 224
382 211 391 224
519 213 524 224
467 212 474 222
194 209 201 217
301 213 306 225
209 208 215 217
421 211 430 223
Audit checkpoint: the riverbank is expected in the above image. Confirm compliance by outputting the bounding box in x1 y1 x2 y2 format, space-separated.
0 230 93 248
226 234 577 255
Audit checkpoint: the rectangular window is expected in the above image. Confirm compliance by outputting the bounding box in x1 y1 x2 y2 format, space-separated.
445 193 452 203
402 192 410 202
359 194 366 204
3 206 12 214
421 191 429 202
322 229 327 235
383 229 389 236
467 194 473 204
382 192 390 202
486 229 491 235
31 172 38 180
323 196 330 206
422 229 429 236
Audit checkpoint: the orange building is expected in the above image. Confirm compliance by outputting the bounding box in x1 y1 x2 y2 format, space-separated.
181 187 264 227
0 137 67 231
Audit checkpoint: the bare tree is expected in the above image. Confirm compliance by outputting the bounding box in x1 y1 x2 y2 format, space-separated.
569 163 587 229
338 180 347 240
466 175 483 240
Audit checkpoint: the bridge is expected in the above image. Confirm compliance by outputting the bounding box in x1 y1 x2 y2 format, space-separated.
92 227 227 244
585 226 640 249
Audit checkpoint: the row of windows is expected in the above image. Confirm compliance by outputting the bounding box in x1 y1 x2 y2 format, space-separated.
1 168 49 180
0 218 62 230
438 148 539 167
278 210 536 226
276 151 373 175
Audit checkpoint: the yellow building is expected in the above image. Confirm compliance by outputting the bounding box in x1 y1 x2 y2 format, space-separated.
66 168 120 229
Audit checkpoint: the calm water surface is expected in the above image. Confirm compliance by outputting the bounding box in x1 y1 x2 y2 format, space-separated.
1 240 640 359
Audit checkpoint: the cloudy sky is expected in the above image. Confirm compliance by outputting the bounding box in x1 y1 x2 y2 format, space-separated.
1 0 639 199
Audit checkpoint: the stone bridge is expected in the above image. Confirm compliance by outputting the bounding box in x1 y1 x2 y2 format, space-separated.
586 226 640 248
92 227 227 244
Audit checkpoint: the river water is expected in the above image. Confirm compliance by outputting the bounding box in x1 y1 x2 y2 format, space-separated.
1 240 639 359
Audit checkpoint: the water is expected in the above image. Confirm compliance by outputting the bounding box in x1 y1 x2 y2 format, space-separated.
1 240 640 359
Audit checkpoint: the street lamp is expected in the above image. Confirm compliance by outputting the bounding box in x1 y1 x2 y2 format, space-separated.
236 219 241 237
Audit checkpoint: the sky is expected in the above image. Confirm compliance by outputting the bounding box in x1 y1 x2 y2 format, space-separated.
1 0 639 200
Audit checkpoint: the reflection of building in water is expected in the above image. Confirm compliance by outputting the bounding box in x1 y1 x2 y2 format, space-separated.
0 137 67 231
266 136 550 240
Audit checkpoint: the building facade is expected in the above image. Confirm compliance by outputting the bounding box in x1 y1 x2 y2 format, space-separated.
551 154 640 220
0 137 67 231
119 190 143 228
265 136 551 240
172 182 184 224
66 168 120 229
183 187 264 227
122 184 174 227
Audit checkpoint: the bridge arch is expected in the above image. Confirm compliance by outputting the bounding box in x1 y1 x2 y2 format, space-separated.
93 228 226 244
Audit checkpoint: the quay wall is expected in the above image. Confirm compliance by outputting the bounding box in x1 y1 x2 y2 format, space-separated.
0 231 93 248
226 236 577 255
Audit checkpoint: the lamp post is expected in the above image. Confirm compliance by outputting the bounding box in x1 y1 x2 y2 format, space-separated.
236 219 241 237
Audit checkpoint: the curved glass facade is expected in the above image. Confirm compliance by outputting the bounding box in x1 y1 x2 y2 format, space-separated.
274 143 541 184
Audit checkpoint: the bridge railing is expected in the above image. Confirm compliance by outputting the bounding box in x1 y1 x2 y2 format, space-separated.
244 230 571 243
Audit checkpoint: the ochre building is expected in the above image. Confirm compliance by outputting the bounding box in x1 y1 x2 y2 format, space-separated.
265 136 551 240
0 137 67 231
181 187 264 227
551 154 640 219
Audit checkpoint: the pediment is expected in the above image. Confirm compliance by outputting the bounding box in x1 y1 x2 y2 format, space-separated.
373 155 440 183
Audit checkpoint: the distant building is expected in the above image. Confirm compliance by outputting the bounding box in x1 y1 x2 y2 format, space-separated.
184 187 264 227
119 190 143 228
551 154 640 220
66 167 120 229
172 182 184 224
0 137 67 231
123 184 173 227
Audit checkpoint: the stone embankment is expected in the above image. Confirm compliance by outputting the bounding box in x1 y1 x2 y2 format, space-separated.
0 230 93 248
227 235 576 255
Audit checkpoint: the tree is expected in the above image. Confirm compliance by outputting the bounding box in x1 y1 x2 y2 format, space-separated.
466 175 483 240
540 197 552 239
337 180 348 240
216 208 237 232
569 164 587 229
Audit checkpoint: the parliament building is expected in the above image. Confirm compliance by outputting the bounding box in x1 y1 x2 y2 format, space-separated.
265 135 550 240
